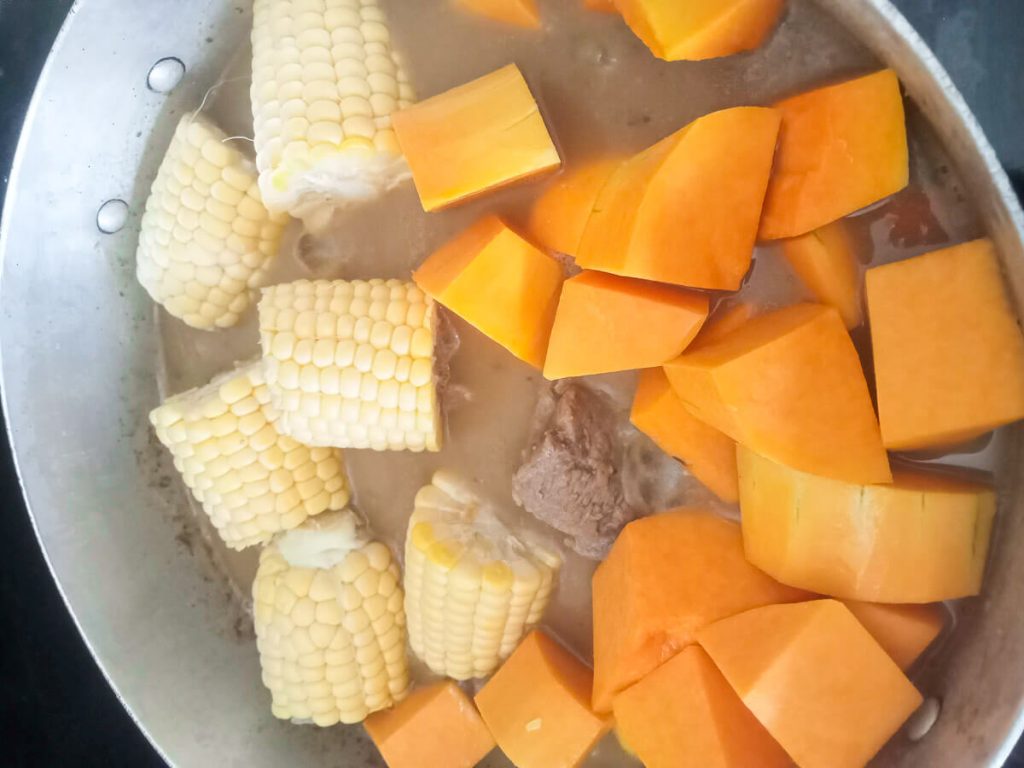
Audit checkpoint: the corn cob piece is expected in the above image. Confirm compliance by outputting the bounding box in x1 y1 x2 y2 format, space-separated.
259 279 442 452
253 510 410 725
149 361 349 550
404 471 561 680
251 0 416 221
136 113 287 330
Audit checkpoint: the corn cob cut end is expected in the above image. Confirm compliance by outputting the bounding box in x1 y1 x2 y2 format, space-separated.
149 361 350 550
253 510 411 726
404 471 561 680
137 112 286 331
251 0 416 224
259 279 443 452
258 141 412 230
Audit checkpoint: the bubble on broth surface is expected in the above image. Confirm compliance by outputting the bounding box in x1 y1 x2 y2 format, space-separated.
96 199 129 234
906 698 942 741
147 57 186 93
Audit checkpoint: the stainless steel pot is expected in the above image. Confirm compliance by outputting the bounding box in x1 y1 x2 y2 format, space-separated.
2 1 1022 765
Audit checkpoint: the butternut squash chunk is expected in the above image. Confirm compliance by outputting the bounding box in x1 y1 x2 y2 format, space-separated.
664 303 891 484
698 600 923 768
866 238 1024 450
455 0 541 28
738 445 996 603
613 645 790 768
592 510 808 713
583 0 619 12
615 0 785 61
414 216 564 368
544 271 709 379
523 155 623 257
630 368 738 502
393 64 561 211
760 70 909 239
842 601 945 670
475 631 611 768
577 106 781 290
781 220 863 329
365 681 496 768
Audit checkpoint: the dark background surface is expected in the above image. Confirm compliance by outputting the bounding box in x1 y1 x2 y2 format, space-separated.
0 1 1022 766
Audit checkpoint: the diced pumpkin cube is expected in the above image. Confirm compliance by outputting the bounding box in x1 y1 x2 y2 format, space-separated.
455 0 541 28
364 681 496 768
866 238 1024 450
583 0 619 12
695 302 758 347
615 0 785 61
781 220 863 329
393 64 561 211
475 631 611 768
842 601 946 670
738 445 996 603
523 155 623 258
544 271 709 379
592 510 808 713
613 645 790 768
760 70 909 239
665 303 891 484
630 368 738 502
577 106 781 290
698 600 923 768
414 216 564 368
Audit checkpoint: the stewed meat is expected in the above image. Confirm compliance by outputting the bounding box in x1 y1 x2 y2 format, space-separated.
513 381 639 559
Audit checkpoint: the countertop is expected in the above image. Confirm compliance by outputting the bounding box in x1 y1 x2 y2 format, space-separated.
0 0 1022 765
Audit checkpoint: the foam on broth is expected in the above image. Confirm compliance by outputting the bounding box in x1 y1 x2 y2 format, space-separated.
156 2 1000 763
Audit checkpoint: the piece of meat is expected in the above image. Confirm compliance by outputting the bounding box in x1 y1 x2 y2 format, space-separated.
513 381 639 559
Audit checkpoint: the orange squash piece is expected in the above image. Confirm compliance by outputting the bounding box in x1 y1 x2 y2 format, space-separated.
365 681 496 768
781 220 863 329
760 69 909 239
866 238 1024 450
615 0 785 61
577 106 781 290
544 271 709 379
698 600 923 768
393 64 561 212
664 303 891 484
613 645 790 768
591 510 808 713
414 216 564 368
455 0 541 28
738 445 996 603
842 601 946 670
583 0 619 12
475 631 611 768
630 368 738 502
523 155 622 257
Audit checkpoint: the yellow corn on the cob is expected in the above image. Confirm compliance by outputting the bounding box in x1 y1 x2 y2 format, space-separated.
404 471 561 680
253 510 410 725
136 113 287 330
251 0 416 220
258 278 442 452
149 361 349 550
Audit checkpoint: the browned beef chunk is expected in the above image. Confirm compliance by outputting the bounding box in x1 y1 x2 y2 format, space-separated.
513 381 639 559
